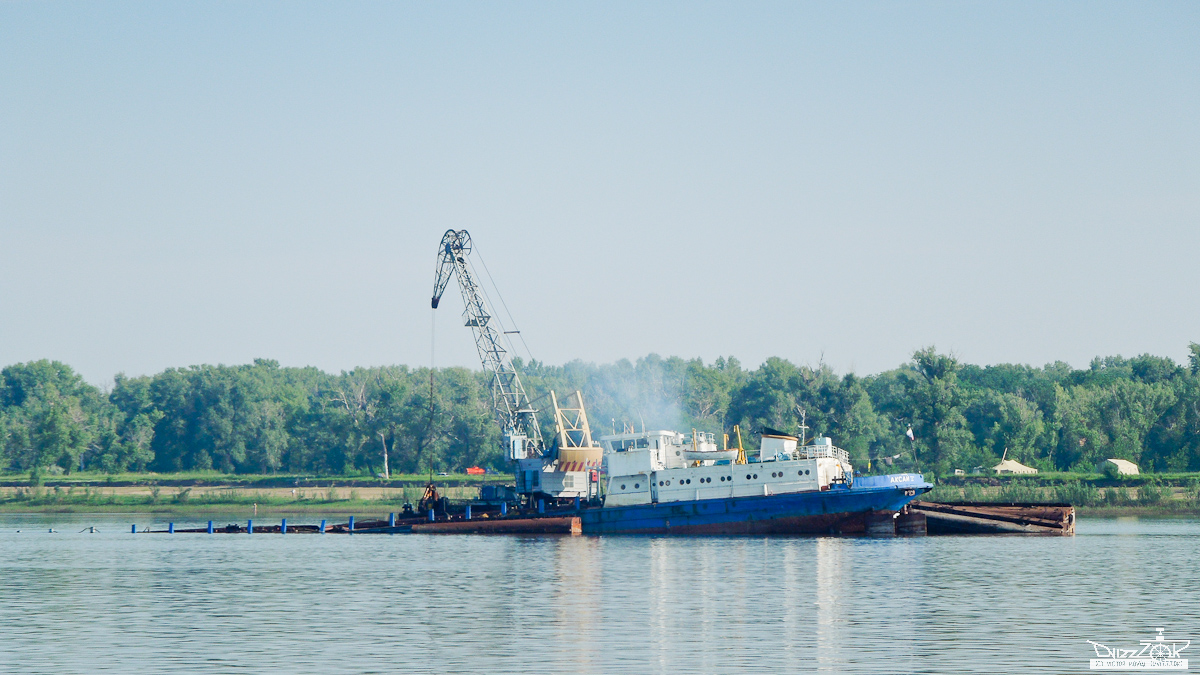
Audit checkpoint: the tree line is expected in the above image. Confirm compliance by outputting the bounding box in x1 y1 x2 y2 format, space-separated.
3 345 1200 477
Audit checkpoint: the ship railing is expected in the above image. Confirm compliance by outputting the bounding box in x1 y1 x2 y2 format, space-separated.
795 445 850 462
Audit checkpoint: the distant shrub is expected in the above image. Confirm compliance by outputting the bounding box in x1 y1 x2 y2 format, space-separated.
1103 487 1131 506
1055 482 1099 507
997 482 1040 503
1138 484 1164 505
962 484 986 502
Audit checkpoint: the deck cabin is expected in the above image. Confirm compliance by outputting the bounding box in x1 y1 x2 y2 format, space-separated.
599 429 854 508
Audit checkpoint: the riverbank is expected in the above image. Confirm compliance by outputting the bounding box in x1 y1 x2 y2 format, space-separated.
0 470 505 489
5 486 1200 517
0 500 412 515
0 482 484 515
925 481 1200 512
0 470 506 514
6 471 1200 516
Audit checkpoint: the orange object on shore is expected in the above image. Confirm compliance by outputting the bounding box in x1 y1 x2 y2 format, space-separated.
466 466 486 475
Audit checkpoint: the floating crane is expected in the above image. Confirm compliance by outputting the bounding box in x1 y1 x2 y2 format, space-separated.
431 229 601 503
431 230 543 462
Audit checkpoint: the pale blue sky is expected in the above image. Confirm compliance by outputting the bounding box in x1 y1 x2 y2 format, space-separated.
2 2 1197 385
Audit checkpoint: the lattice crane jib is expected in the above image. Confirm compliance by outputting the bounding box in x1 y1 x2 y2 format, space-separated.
430 229 543 461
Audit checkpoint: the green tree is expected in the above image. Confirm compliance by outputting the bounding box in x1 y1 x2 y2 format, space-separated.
900 347 975 473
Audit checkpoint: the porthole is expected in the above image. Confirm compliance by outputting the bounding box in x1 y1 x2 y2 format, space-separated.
753 474 758 479
798 470 803 476
746 474 752 480
675 451 681 456
805 469 810 475
686 479 691 485
634 483 640 489
666 480 671 486
621 484 626 490
659 481 664 486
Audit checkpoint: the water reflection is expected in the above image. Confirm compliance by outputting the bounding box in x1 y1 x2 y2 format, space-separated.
0 515 1197 674
815 537 846 670
554 536 602 674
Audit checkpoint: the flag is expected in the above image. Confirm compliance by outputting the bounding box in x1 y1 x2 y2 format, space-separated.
906 427 915 441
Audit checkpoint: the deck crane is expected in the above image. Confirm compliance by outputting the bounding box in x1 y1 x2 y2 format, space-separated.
431 229 602 503
431 230 543 462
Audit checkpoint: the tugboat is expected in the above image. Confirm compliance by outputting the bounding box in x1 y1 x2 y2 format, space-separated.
584 427 932 534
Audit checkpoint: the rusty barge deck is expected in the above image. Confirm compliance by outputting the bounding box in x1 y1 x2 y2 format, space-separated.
909 501 1075 535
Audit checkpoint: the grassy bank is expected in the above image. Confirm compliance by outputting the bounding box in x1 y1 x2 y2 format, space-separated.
0 470 507 489
0 499 422 516
6 472 1200 517
0 481 486 515
925 482 1200 515
932 471 1200 489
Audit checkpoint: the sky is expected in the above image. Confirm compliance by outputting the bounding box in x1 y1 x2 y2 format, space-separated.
2 2 1198 386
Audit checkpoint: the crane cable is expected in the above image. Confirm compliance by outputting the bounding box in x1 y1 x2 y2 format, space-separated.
428 307 437 432
472 246 535 364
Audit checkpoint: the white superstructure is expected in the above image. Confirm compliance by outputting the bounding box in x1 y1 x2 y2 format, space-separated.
599 429 854 508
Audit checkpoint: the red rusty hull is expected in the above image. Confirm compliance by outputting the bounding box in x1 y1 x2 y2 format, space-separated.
412 516 582 534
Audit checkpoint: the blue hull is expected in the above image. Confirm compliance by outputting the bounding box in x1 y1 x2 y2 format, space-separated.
582 473 932 535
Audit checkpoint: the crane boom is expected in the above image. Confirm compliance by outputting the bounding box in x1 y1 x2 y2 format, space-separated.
430 229 543 461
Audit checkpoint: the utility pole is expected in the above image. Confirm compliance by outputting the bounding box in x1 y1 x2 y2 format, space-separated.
795 405 809 445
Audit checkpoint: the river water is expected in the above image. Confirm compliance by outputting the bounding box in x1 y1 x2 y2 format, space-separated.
0 513 1196 674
